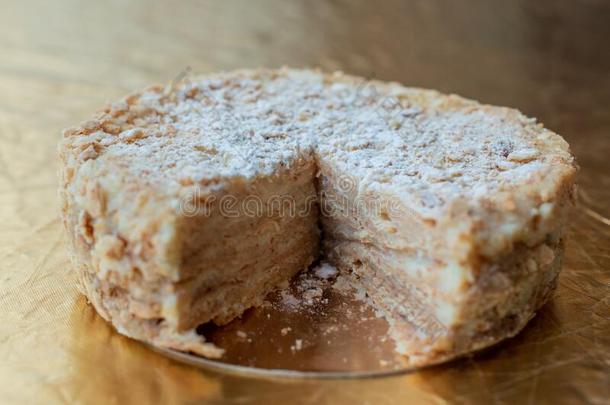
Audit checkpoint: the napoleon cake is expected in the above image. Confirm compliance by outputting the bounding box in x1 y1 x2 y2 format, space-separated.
58 68 576 366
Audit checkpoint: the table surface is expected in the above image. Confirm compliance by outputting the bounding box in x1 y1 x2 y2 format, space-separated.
1 0 609 403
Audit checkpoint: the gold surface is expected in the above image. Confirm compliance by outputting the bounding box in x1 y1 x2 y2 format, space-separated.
1 0 609 403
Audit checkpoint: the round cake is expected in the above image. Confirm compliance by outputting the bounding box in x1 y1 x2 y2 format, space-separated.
58 68 577 366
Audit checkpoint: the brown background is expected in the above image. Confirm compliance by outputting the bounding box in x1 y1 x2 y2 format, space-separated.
1 0 609 403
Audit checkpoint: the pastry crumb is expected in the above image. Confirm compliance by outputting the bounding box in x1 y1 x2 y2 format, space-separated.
291 339 303 351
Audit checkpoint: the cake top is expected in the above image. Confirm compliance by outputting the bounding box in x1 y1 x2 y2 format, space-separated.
61 68 574 212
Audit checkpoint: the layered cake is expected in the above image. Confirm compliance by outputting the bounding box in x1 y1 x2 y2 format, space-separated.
58 68 576 365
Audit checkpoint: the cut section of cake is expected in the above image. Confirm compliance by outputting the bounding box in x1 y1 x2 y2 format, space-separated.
59 68 576 366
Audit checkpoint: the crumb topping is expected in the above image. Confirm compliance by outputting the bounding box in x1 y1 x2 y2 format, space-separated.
62 68 574 212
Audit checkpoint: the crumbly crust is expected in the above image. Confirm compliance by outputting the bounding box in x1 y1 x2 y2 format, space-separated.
327 236 564 366
58 68 577 365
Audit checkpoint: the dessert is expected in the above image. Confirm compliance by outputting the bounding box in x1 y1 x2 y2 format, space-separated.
58 68 576 366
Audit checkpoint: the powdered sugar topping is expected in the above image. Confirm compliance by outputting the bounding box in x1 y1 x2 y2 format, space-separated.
66 68 572 211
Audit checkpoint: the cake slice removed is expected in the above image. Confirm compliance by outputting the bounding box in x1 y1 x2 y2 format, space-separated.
59 68 576 366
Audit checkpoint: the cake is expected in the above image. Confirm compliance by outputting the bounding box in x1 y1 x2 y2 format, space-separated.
58 68 577 366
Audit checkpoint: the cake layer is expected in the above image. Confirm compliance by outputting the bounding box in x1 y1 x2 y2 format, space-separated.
60 144 319 353
319 148 572 365
317 153 574 264
170 160 320 329
327 237 563 366
176 221 319 328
